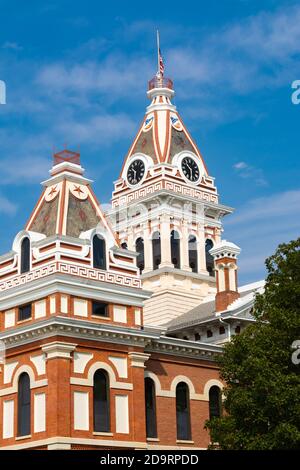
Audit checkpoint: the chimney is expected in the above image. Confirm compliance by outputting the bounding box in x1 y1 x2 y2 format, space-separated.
209 240 241 312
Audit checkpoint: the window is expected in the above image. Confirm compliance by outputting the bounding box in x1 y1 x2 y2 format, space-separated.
18 304 32 322
121 242 128 249
219 326 225 335
207 329 213 338
176 382 191 441
171 230 180 269
195 332 201 341
209 386 222 419
235 325 241 335
145 378 157 438
92 301 108 317
93 370 110 432
18 373 31 436
188 235 198 273
205 239 214 276
20 237 30 274
135 237 145 274
152 232 161 270
93 235 106 270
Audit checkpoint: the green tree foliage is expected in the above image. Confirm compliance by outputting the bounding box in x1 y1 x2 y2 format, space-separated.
206 238 300 449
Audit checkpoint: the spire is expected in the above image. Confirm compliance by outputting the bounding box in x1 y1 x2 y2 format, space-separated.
114 40 212 183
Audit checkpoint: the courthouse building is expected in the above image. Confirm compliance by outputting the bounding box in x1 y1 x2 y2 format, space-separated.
0 69 263 450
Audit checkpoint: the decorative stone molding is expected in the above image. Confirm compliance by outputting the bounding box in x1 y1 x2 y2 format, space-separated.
0 261 142 294
42 341 77 360
128 352 151 368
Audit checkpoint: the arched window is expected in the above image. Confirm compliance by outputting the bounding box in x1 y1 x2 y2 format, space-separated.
18 373 31 437
93 234 106 270
171 230 180 269
121 242 128 249
135 237 145 274
188 235 198 273
152 231 161 270
209 386 222 419
93 370 110 432
145 377 157 438
205 239 214 276
176 382 191 441
20 237 30 274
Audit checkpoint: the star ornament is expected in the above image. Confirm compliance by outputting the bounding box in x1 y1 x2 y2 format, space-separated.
48 186 58 197
71 184 88 200
45 185 60 201
73 185 84 195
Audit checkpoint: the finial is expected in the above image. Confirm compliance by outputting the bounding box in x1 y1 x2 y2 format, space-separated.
148 31 172 92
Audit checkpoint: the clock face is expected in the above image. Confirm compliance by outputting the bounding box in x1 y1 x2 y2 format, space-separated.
181 156 200 182
127 159 145 185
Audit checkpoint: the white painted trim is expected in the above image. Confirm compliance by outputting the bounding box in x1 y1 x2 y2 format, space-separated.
144 372 223 401
0 436 148 450
173 151 205 185
42 341 76 359
70 361 133 390
121 153 152 188
129 352 150 368
170 375 196 395
202 379 224 401
0 364 48 396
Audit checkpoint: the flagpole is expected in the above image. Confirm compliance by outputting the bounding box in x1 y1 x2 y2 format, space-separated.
156 30 160 77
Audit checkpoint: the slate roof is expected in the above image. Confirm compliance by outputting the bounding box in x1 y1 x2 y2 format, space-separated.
166 280 265 333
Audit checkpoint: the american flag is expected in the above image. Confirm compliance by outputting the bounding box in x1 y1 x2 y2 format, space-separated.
159 48 165 77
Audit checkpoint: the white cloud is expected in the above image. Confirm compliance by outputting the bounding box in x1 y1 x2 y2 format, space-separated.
36 55 152 99
233 161 268 187
0 195 17 215
2 42 23 51
234 162 248 170
56 113 137 147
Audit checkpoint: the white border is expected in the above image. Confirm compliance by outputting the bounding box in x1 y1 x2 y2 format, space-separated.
173 151 204 186
122 153 152 189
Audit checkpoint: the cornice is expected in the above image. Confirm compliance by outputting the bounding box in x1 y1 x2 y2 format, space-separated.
141 266 216 283
0 316 223 361
0 271 151 311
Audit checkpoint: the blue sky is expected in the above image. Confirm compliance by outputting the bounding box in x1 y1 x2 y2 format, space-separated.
0 0 299 284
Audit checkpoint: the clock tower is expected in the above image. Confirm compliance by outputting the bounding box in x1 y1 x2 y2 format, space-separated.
109 73 233 326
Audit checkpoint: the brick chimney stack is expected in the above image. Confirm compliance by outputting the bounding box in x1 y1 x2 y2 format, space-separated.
209 240 241 312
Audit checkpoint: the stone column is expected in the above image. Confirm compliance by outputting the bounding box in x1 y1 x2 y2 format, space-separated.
197 223 207 274
42 341 76 438
159 214 173 268
128 351 150 445
180 219 192 271
127 226 135 251
143 223 153 273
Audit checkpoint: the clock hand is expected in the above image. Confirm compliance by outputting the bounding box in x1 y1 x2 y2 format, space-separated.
186 164 192 176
